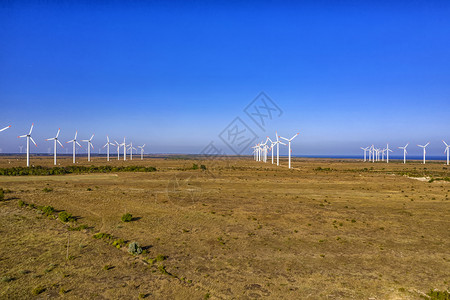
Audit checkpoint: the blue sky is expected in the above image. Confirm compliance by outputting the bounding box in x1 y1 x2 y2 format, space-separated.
0 1 449 156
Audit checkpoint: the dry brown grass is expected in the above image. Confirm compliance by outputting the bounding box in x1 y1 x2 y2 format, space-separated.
0 156 449 299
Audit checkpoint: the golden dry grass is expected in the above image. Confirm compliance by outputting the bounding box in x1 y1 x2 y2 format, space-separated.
0 155 449 299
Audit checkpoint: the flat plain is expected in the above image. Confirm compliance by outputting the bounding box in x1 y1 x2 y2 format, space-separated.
0 155 449 299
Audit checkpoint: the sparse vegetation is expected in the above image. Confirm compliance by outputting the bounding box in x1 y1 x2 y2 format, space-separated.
42 187 53 192
0 165 157 176
68 224 88 231
59 211 75 222
121 213 133 222
421 289 450 300
32 286 46 295
128 241 143 255
93 232 113 240
39 205 54 216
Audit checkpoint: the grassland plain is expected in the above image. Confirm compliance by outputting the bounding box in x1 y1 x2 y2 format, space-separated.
0 156 449 299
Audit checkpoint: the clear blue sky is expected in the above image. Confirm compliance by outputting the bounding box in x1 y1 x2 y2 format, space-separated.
1 1 449 156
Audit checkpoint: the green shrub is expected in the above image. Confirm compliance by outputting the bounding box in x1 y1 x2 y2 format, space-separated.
93 232 112 240
68 224 88 231
42 187 53 192
112 239 126 249
59 211 75 222
192 164 199 170
40 206 54 216
0 165 157 176
128 241 143 255
121 213 132 222
18 200 25 207
200 165 207 170
1 276 14 282
156 254 167 261
32 286 46 295
422 289 450 300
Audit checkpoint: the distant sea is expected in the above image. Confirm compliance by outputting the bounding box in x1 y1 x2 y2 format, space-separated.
0 153 447 161
295 155 447 161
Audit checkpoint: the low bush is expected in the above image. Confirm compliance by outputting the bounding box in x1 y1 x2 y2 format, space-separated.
32 286 46 295
422 289 450 300
68 224 88 231
121 213 133 222
128 241 143 255
0 188 4 201
59 211 75 222
112 239 126 249
0 165 157 176
40 206 54 216
42 187 53 192
93 232 112 240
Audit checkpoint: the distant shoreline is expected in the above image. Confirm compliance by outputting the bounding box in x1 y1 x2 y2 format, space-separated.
0 153 447 161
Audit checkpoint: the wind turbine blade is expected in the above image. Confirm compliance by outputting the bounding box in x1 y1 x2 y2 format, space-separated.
28 123 34 135
90 143 94 149
279 136 289 142
46 138 55 141
18 134 27 138
57 140 64 148
443 140 449 147
90 134 94 141
405 143 409 148
0 125 11 132
424 142 430 147
103 143 108 148
30 137 37 147
76 141 82 147
74 131 78 139
56 128 60 138
107 136 110 143
290 132 300 140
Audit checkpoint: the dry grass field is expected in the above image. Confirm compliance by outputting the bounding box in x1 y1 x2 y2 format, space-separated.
0 155 449 299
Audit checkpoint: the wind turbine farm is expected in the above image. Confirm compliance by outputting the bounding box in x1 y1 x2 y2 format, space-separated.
1 1 449 299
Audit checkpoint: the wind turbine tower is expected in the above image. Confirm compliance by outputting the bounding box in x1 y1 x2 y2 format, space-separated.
46 128 64 165
18 124 37 167
279 132 299 169
417 143 430 164
443 140 450 165
67 131 82 164
398 143 408 164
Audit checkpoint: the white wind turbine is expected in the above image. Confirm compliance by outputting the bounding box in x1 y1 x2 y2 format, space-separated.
1 125 11 133
267 137 275 164
82 134 95 162
361 146 369 162
417 142 429 164
251 145 257 161
18 124 37 167
273 132 286 166
279 132 300 169
46 128 64 165
138 144 145 160
443 140 450 165
398 143 408 164
103 136 114 162
121 138 127 161
127 142 136 160
67 131 82 164
385 144 393 163
114 140 121 160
